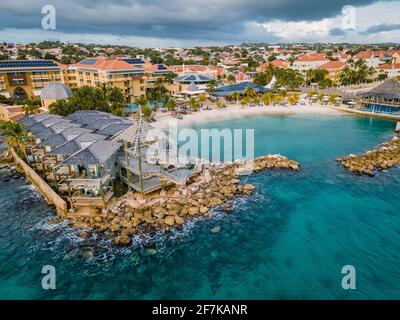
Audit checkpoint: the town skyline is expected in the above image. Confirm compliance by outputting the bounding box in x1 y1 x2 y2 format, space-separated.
1 1 400 47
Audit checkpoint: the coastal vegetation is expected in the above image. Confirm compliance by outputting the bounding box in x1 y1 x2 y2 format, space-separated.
0 121 28 160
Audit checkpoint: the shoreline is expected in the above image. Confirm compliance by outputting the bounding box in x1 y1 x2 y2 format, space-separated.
152 104 345 129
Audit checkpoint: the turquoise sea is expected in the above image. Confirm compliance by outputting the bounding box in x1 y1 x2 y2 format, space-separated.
1 113 400 299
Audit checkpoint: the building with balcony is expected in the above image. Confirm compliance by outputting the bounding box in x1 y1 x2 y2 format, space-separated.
0 60 65 100
64 57 147 103
18 109 203 213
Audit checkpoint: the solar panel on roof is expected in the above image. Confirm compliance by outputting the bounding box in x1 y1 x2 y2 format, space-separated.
0 60 57 69
123 58 144 65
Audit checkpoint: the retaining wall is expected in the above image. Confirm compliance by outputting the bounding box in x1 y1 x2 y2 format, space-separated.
11 149 67 216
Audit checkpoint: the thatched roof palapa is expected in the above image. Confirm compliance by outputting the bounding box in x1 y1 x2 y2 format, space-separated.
359 78 400 100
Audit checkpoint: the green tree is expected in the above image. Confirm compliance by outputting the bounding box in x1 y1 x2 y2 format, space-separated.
166 98 178 111
49 84 125 116
0 121 28 160
22 99 41 115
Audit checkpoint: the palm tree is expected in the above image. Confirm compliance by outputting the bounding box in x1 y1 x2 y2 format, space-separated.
134 95 150 120
0 121 28 160
244 87 257 99
262 92 273 106
240 97 250 108
272 94 283 105
207 79 218 93
22 99 40 116
166 98 178 112
288 93 300 105
189 98 199 111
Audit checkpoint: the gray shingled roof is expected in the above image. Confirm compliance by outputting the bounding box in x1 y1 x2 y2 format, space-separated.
19 113 53 126
63 139 122 165
42 127 93 147
35 121 76 140
40 82 73 100
50 133 106 155
96 123 132 137
85 119 124 130
65 110 103 121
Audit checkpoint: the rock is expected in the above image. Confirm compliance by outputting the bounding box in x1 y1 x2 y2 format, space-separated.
174 216 185 225
164 216 175 226
211 226 221 233
242 184 255 194
48 219 61 225
76 231 90 239
81 250 93 259
113 234 131 246
243 184 255 191
188 207 200 216
146 248 157 255
199 206 208 214
94 216 102 222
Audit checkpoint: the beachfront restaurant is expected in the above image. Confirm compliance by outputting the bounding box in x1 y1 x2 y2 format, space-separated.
359 78 400 115
211 81 269 97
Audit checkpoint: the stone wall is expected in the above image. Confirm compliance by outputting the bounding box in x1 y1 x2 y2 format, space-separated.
11 149 67 216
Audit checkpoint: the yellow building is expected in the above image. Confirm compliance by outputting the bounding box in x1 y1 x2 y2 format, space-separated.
319 61 347 85
64 57 147 103
0 60 65 100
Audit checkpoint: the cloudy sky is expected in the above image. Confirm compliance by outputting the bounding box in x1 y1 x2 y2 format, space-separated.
0 0 399 47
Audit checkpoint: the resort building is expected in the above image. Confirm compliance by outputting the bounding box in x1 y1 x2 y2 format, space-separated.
18 110 203 212
354 51 394 68
171 73 213 94
256 60 289 72
64 57 147 103
40 82 73 110
143 63 172 90
0 103 24 122
376 63 400 79
359 78 400 115
319 61 347 85
0 60 65 100
292 53 329 73
212 81 268 97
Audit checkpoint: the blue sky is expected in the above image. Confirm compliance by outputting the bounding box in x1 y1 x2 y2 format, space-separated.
0 0 399 47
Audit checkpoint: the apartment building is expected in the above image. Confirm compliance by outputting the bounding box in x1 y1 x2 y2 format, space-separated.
292 53 329 73
0 60 65 100
319 61 347 85
64 57 147 103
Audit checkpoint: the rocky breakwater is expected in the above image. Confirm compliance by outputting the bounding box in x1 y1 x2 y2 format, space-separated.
337 135 400 176
65 154 300 246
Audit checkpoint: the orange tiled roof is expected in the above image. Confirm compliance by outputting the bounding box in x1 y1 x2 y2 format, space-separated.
258 60 289 69
73 57 138 71
377 63 400 70
320 61 346 70
296 53 329 62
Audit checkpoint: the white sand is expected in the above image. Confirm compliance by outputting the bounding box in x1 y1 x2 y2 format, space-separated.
152 103 345 129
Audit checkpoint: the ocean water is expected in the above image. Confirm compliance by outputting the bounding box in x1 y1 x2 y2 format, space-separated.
1 113 400 300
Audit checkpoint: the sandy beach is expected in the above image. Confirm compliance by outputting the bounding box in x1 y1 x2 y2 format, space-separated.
152 103 345 128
